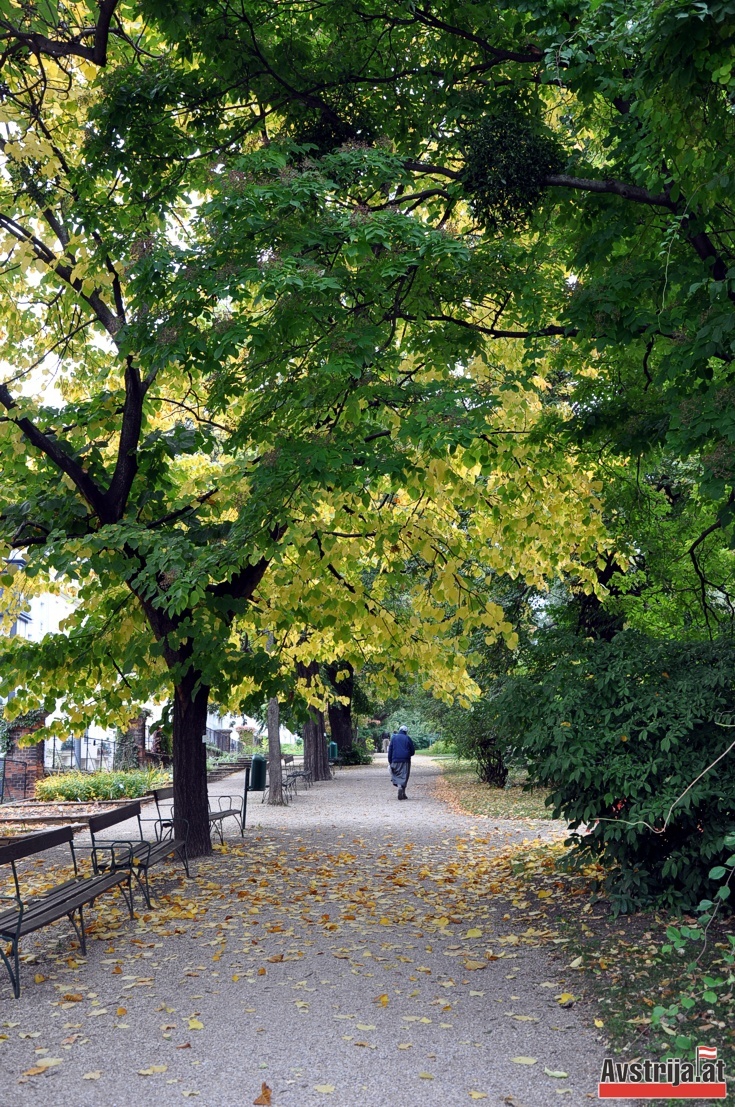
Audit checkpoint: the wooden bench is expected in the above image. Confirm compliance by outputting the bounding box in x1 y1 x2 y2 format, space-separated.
152 771 250 846
0 826 134 998
88 800 189 910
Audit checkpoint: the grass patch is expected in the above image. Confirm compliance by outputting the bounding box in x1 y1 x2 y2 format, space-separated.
436 759 553 820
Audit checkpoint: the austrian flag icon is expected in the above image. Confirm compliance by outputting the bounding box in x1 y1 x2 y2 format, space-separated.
697 1046 719 1062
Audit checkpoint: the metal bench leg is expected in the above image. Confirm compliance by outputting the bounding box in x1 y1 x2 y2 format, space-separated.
0 933 21 999
120 872 135 918
67 905 87 956
178 844 190 879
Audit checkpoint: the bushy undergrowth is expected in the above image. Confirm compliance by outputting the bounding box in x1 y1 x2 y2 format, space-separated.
339 745 373 765
501 632 735 911
36 768 170 802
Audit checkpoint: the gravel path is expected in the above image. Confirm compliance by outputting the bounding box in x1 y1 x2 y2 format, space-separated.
0 756 625 1106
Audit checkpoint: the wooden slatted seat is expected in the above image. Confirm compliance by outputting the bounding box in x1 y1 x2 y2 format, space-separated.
0 826 134 998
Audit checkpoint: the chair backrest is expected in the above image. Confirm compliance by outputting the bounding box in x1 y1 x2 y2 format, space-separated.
283 755 294 766
152 786 174 803
88 801 141 835
0 825 73 866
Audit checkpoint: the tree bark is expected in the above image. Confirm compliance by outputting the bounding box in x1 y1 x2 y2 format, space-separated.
325 661 354 753
173 675 211 857
304 707 330 782
267 696 285 805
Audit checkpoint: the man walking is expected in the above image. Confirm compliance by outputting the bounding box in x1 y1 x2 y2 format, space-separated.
387 724 416 800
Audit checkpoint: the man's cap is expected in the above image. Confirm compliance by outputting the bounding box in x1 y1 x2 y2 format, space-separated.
399 725 408 732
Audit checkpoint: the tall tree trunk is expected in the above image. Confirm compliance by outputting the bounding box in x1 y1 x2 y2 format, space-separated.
325 661 354 753
173 675 211 857
267 696 285 805
304 707 331 782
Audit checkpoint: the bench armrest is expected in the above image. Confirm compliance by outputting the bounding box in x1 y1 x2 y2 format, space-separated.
76 841 135 871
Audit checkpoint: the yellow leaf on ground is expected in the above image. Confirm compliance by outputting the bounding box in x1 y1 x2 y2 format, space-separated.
512 1057 538 1065
181 1092 200 1098
469 1094 488 1100
138 1065 168 1075
374 994 389 1006
253 1082 272 1106
418 1072 434 1080
569 957 583 969
313 1085 335 1094
83 1071 102 1080
356 1024 376 1031
557 993 576 1006
379 917 391 925
62 994 83 1003
23 1058 62 1076
544 1068 569 1078
116 1007 127 1017
257 968 266 976
465 928 482 938
34 974 45 984
188 1018 203 1031
594 1019 604 1028
397 1044 412 1050
463 961 486 971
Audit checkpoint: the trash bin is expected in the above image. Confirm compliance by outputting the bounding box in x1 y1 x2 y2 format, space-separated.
250 753 267 791
328 741 338 762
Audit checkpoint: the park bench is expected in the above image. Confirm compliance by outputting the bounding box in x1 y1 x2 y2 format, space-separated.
152 770 250 845
0 826 134 998
88 799 189 910
282 754 311 795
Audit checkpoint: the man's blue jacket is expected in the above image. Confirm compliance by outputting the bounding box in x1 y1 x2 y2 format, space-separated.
387 731 415 762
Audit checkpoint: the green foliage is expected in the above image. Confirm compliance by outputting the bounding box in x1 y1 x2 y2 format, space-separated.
442 696 512 787
461 108 565 230
502 632 735 911
36 769 170 802
0 707 46 754
339 744 373 766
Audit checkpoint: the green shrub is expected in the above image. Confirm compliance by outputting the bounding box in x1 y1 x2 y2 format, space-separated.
36 768 170 802
503 631 735 912
339 745 373 766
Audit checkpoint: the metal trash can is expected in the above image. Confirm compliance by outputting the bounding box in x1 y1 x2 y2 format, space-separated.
328 741 338 762
250 753 267 791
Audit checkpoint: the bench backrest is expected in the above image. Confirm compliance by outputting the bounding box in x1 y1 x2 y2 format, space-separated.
0 826 73 866
283 755 294 766
152 786 174 803
88 801 142 835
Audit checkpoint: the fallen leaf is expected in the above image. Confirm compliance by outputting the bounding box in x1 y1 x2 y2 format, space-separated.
23 1058 62 1076
374 994 389 1007
511 1057 538 1066
594 1019 604 1029
544 1068 569 1079
313 1085 335 1094
116 1007 127 1017
469 1094 488 1101
34 974 45 984
138 1065 168 1075
557 993 576 1007
465 928 482 938
463 961 486 971
418 1072 434 1080
257 968 266 977
181 1092 200 1098
266 954 283 963
83 1071 102 1080
176 1043 191 1050
397 1044 412 1050
569 957 583 969
356 1024 376 1031
188 1018 203 1031
62 994 83 1003
253 1082 272 1106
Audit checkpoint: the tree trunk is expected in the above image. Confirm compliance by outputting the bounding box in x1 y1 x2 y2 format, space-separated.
173 675 211 857
304 707 331 782
325 661 354 753
267 696 285 805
